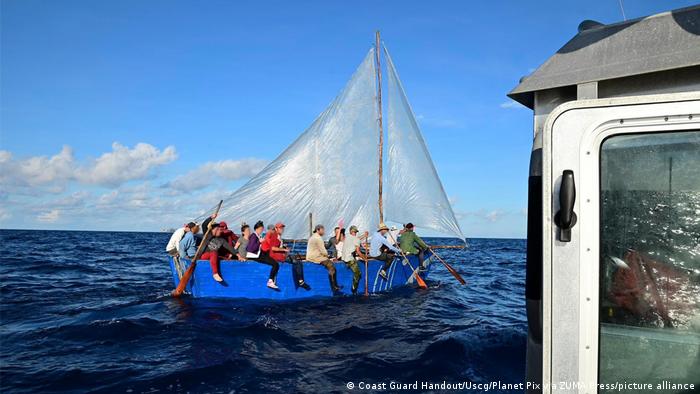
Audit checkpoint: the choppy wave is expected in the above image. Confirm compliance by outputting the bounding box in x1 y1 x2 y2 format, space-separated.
0 230 526 393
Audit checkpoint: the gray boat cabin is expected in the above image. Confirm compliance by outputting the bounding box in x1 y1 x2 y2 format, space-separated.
508 5 700 394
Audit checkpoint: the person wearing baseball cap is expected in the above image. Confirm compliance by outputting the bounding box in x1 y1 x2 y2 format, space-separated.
340 225 366 294
399 223 429 269
264 222 311 291
369 222 401 280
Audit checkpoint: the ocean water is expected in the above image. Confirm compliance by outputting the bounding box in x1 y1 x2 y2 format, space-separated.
0 230 526 393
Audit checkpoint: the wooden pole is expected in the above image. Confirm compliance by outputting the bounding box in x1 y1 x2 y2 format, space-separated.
309 212 313 237
375 30 384 223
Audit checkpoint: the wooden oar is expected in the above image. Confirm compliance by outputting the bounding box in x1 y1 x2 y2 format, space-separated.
429 247 467 285
172 200 223 297
387 232 427 289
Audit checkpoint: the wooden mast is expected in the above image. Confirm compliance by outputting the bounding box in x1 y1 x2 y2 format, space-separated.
375 30 384 223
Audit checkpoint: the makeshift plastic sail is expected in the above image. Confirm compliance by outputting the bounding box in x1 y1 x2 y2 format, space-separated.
383 47 465 240
214 42 464 241
217 49 380 240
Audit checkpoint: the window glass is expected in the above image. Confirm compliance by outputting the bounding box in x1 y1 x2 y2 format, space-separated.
599 131 700 393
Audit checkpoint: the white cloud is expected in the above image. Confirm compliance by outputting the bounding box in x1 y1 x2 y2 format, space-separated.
77 143 177 186
484 209 505 222
163 158 267 189
499 100 524 110
0 142 177 191
37 209 60 223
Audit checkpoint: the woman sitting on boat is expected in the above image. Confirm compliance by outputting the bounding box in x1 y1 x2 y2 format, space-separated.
234 224 250 260
201 222 239 283
246 221 281 290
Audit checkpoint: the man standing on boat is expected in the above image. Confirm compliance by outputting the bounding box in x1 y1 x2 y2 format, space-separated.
370 223 401 280
398 223 428 270
306 224 341 293
341 225 365 294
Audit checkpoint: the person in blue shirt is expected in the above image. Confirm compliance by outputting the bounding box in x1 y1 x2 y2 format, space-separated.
369 223 401 280
179 227 198 259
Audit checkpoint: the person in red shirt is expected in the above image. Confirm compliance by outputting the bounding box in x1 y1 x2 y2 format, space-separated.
262 222 310 290
217 221 238 247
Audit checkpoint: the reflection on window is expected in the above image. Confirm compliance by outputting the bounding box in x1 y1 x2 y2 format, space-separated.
599 131 700 393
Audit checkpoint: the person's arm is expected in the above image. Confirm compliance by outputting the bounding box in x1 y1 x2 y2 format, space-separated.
222 241 237 256
185 237 197 258
314 237 328 258
416 235 428 250
201 217 212 233
354 244 367 260
381 236 401 253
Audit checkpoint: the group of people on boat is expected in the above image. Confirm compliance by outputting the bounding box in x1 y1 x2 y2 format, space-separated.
165 214 429 295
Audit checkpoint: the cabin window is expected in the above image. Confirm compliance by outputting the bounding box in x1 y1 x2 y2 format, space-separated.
598 130 700 392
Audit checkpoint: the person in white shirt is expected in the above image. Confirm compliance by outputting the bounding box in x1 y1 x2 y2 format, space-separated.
369 223 401 280
166 222 197 257
340 226 366 294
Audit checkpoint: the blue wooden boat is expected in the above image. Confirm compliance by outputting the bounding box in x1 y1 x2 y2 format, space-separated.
169 252 433 299
168 35 466 300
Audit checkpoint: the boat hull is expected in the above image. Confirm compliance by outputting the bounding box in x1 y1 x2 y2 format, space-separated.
169 252 433 299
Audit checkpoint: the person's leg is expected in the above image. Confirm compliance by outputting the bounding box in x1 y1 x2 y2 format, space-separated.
417 249 426 269
254 254 280 289
346 259 361 294
291 260 310 290
380 253 393 271
201 251 222 282
320 259 340 292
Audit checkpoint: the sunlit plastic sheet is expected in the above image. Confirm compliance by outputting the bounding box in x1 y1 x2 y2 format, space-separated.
383 46 465 240
217 49 380 239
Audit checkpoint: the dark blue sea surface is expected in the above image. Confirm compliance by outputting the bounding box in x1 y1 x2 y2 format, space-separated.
0 230 526 393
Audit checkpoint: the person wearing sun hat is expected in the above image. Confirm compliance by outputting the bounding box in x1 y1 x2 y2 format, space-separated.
369 222 401 280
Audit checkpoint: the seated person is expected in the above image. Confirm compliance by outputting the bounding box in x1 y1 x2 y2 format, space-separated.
398 223 428 269
246 221 281 290
201 222 238 283
235 224 250 260
218 221 238 247
307 225 341 293
370 223 401 280
264 222 310 290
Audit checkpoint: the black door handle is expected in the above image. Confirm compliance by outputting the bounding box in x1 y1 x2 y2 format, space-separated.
554 170 577 242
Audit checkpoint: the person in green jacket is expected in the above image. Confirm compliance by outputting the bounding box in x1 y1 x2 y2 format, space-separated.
398 223 429 269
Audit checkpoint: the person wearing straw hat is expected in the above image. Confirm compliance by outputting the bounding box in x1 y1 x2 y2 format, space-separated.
369 222 401 280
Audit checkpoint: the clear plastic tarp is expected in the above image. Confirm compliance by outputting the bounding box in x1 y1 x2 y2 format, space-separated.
217 49 380 239
383 46 465 240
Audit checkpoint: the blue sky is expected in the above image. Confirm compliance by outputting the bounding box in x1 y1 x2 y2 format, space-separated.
1 0 696 237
